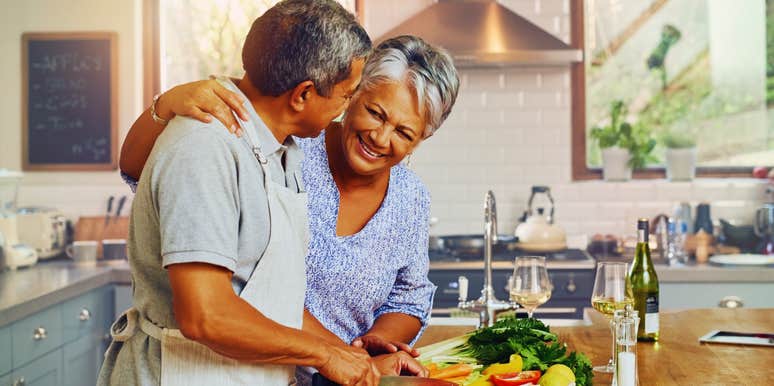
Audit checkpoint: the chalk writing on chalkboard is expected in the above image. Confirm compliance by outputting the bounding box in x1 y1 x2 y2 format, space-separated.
22 32 117 171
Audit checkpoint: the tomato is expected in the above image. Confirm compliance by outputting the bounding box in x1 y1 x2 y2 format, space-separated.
489 370 542 386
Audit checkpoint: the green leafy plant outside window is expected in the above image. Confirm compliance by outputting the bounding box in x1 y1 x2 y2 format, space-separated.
590 100 658 169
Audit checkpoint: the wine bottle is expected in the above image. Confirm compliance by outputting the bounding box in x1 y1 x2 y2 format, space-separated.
629 218 659 341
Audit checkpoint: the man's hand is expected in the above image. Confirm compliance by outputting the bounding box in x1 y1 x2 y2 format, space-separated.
352 334 419 357
371 352 428 377
317 344 381 386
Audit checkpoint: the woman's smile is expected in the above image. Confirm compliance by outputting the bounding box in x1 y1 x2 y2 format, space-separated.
356 133 387 161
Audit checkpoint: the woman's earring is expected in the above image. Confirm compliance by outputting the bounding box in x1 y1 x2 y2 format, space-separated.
406 154 412 168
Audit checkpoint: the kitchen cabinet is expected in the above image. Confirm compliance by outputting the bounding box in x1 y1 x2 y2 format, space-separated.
63 334 100 386
3 286 115 386
661 282 774 309
10 349 62 386
0 326 10 376
11 305 62 368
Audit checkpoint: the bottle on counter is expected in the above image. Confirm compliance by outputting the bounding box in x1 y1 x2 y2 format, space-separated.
629 218 660 341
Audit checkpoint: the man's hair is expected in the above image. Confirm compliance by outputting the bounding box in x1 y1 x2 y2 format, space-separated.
242 0 372 97
358 35 460 137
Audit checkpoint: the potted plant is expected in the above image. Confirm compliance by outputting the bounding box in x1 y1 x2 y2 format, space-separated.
591 101 657 181
662 131 697 181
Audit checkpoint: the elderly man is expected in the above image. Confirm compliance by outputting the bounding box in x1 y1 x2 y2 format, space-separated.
98 1 414 385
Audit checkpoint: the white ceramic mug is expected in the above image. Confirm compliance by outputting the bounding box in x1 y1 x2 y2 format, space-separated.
102 239 127 262
66 240 98 264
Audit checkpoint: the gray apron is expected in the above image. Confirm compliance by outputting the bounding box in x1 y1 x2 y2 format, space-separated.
110 111 309 385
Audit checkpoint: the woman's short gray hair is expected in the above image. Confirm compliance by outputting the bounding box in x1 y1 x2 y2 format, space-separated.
359 35 460 138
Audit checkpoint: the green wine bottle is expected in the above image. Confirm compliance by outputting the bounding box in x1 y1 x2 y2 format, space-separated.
629 218 660 341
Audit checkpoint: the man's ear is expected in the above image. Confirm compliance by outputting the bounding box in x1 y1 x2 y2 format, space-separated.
289 80 316 112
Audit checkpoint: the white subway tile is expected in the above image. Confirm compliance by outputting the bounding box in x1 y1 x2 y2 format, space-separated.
577 182 619 201
523 165 563 184
522 91 562 108
541 107 570 127
503 110 542 127
500 0 540 19
539 69 571 90
485 127 524 145
456 92 486 109
617 183 659 202
466 70 505 91
542 145 570 167
505 146 544 165
504 70 541 91
558 202 599 221
655 182 693 202
597 202 634 222
692 181 733 202
486 92 521 108
550 184 580 202
466 109 505 126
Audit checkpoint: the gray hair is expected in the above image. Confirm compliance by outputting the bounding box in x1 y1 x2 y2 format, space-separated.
242 0 371 97
358 35 460 137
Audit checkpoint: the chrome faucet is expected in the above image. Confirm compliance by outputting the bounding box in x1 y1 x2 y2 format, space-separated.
458 191 519 327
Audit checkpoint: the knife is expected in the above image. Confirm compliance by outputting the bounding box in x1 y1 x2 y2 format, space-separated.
311 373 456 386
114 195 127 222
104 195 114 226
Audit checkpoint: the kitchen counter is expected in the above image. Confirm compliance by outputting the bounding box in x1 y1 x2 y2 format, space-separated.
0 260 130 327
417 308 774 384
430 260 774 282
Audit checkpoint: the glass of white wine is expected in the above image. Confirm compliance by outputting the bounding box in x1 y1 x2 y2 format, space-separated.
590 262 634 373
509 256 552 319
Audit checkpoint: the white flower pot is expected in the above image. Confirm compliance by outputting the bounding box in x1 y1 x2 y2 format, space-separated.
665 147 697 181
601 147 632 181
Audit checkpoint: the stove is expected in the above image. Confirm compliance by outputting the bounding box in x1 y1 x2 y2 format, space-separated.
427 248 596 319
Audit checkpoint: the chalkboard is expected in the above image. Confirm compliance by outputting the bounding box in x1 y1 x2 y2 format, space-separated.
22 32 118 171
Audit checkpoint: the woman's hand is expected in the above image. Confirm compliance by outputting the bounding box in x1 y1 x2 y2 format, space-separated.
352 334 419 357
159 79 250 135
371 352 428 377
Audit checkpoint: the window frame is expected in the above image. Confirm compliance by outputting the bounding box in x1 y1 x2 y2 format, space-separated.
142 0 365 104
569 0 756 180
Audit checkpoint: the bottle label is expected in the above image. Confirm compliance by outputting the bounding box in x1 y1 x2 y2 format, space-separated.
644 294 659 334
645 313 659 334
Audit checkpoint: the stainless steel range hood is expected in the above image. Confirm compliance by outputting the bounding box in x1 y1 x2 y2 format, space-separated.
375 0 583 67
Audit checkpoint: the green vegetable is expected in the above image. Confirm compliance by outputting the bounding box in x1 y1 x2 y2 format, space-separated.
419 318 594 386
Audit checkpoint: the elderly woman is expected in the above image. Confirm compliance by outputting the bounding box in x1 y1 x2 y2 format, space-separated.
121 35 459 365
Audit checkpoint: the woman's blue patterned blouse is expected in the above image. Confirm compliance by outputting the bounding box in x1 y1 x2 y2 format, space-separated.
297 133 435 344
123 132 435 345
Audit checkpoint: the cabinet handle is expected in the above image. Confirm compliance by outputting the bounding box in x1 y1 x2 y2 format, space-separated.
79 308 92 321
565 278 577 294
13 376 25 386
32 327 47 340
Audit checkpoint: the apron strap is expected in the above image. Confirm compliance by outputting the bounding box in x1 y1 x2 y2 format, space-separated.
110 307 181 342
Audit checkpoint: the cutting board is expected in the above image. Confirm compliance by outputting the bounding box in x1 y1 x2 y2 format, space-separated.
74 216 129 259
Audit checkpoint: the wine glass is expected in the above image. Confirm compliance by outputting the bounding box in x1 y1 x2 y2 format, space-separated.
509 256 552 318
590 262 634 373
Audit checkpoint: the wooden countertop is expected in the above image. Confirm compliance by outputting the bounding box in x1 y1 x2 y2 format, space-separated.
418 308 774 385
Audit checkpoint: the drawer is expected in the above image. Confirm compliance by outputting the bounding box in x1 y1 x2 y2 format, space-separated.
0 326 10 376
62 290 100 342
11 305 62 368
11 349 62 386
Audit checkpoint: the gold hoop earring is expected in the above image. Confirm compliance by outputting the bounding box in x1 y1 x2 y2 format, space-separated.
406 154 412 168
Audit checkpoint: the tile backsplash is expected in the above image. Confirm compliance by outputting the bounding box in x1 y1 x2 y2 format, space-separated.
411 65 768 237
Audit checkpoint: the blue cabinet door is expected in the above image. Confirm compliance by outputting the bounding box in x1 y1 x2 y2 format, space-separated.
11 305 63 368
0 326 10 376
0 372 10 386
63 334 99 386
11 349 61 386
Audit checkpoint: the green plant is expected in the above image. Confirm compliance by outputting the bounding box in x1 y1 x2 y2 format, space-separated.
590 100 658 169
661 131 696 149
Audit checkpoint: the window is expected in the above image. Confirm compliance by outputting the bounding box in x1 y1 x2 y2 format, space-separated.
572 0 774 179
143 0 358 100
